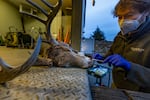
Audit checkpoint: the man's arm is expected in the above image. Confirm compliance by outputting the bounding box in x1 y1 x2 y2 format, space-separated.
127 62 150 89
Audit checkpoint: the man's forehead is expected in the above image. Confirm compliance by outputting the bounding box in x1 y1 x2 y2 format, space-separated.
117 8 139 16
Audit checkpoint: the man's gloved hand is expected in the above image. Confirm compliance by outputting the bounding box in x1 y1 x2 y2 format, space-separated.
92 53 104 60
103 54 131 71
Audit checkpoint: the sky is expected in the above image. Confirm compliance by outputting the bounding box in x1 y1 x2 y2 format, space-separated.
84 0 120 41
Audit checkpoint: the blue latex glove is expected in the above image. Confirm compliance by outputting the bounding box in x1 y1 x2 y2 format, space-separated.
103 54 131 71
92 53 104 60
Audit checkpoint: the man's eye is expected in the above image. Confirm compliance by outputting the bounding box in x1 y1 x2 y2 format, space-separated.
118 16 122 19
125 15 133 18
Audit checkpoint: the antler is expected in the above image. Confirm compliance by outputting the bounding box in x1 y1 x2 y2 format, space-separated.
20 0 62 45
0 0 62 83
20 0 92 68
0 36 42 83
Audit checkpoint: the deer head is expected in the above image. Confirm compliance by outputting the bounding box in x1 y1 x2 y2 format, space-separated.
22 0 92 68
0 0 62 83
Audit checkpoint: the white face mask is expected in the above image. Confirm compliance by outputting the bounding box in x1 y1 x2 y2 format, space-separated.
119 14 144 35
120 19 141 35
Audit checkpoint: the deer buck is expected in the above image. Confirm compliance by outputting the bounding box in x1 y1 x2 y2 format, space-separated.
0 0 92 84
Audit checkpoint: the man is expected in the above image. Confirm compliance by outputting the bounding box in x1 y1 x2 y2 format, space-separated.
94 0 150 93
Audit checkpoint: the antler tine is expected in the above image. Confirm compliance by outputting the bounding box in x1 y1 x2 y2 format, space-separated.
0 0 63 83
47 0 62 20
26 0 49 17
21 0 62 45
20 11 45 24
45 0 62 44
17 36 42 74
0 36 42 83
41 0 54 10
41 0 61 10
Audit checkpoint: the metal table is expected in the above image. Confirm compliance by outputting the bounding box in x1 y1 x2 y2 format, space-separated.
0 67 92 100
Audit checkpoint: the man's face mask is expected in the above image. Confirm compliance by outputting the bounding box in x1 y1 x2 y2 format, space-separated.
119 14 144 35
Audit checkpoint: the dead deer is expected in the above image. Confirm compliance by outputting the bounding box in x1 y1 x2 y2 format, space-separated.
0 0 59 84
0 0 92 84
22 0 92 68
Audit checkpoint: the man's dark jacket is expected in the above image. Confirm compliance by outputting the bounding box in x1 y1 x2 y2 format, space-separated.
106 17 150 93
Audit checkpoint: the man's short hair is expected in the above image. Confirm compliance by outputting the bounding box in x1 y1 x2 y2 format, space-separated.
113 0 150 17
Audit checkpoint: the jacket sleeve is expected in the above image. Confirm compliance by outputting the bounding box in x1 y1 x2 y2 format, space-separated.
104 33 122 57
104 38 116 57
127 62 150 89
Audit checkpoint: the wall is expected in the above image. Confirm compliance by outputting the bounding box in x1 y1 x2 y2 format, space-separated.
0 0 22 38
23 10 62 40
0 0 69 42
23 13 46 40
51 10 62 39
62 16 71 38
